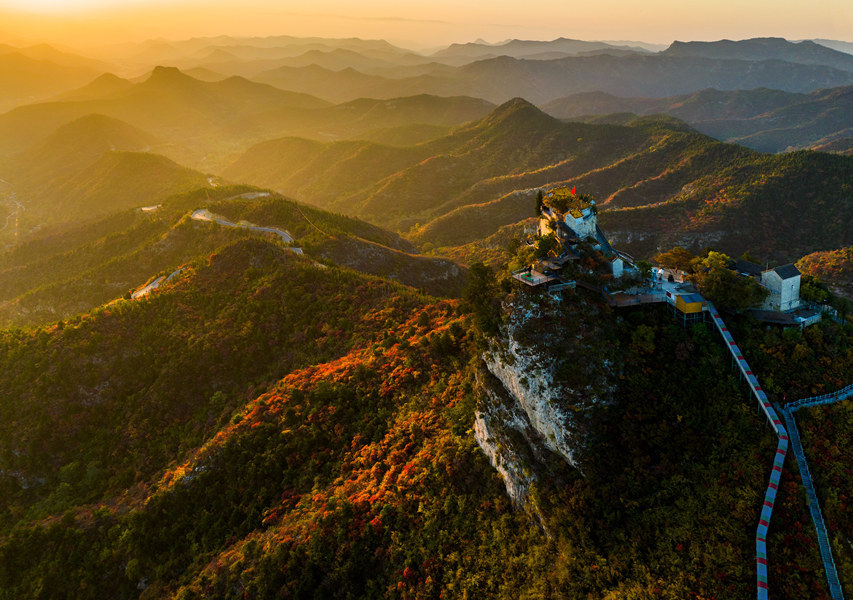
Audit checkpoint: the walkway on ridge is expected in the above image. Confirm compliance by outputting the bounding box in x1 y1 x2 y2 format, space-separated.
779 385 852 600
191 208 302 252
706 302 789 600
583 278 849 599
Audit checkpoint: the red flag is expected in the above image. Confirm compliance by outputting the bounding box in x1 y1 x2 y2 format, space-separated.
570 187 576 195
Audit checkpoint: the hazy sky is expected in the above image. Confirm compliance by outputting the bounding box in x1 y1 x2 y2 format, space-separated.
1 0 851 50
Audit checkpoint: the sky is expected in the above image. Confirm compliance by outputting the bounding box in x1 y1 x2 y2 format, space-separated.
0 0 851 50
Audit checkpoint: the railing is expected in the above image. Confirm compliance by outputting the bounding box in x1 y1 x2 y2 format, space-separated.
779 406 845 600
755 436 789 600
706 303 787 436
668 297 848 598
787 384 853 412
705 301 790 600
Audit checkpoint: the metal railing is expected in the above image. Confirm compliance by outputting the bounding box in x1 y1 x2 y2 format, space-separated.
780 406 845 600
705 301 790 600
787 384 853 412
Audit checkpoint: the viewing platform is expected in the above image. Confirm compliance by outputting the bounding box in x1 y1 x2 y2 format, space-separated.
512 269 560 287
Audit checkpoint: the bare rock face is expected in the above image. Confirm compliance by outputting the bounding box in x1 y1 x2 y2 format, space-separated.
474 289 617 511
473 386 536 505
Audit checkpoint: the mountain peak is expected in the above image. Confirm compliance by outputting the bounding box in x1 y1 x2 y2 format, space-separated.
90 72 127 85
469 97 557 134
48 114 156 148
146 65 197 86
490 97 544 118
52 72 133 102
498 96 536 108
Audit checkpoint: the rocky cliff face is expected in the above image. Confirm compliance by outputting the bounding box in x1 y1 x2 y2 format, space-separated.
474 289 617 511
473 376 536 506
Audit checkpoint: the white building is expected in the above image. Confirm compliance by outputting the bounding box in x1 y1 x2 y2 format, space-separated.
538 190 631 279
608 255 624 278
564 200 598 238
760 264 802 312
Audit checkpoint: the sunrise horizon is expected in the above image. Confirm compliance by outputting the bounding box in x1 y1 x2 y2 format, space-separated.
1 0 851 51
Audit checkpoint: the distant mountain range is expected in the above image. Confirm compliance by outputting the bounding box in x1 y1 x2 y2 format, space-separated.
85 36 853 106
0 33 850 271
247 49 853 105
4 35 853 114
0 66 327 167
0 47 101 112
661 37 853 71
543 85 853 153
431 37 655 60
0 68 493 170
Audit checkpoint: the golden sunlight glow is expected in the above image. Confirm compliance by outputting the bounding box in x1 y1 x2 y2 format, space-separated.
0 0 850 48
0 0 157 13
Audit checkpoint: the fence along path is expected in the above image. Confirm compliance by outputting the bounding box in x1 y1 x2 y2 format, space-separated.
788 384 853 412
779 385 852 600
779 407 845 600
705 302 789 600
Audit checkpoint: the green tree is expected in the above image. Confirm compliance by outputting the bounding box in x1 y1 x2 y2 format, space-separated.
833 296 852 320
653 246 697 272
630 324 656 354
534 234 557 259
636 260 653 280
692 251 768 311
464 262 500 337
800 275 830 303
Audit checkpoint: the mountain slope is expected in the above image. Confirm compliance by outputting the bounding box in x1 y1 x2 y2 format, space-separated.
2 114 158 185
0 237 433 525
0 114 205 241
230 93 494 142
227 100 852 264
52 73 134 102
543 87 807 123
225 98 651 231
12 150 208 232
543 85 853 153
599 149 853 260
0 51 99 112
797 246 853 299
1 259 850 599
812 137 853 154
0 187 467 328
700 85 853 152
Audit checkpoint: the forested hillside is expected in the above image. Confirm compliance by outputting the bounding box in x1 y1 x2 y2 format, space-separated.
0 237 433 526
0 186 466 328
225 99 853 264
1 256 851 599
